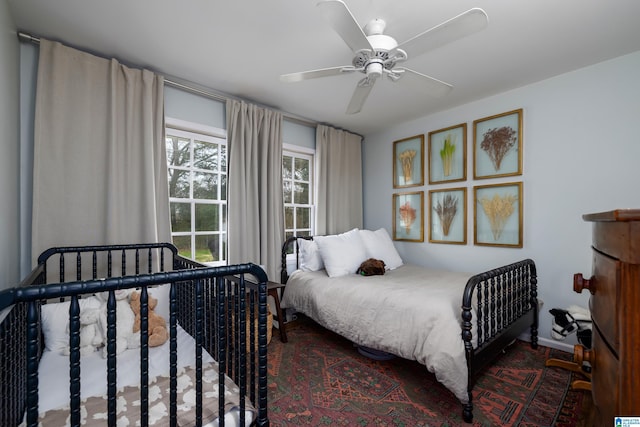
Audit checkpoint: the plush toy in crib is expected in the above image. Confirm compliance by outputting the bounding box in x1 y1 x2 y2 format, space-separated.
62 300 103 356
94 289 140 358
129 291 168 347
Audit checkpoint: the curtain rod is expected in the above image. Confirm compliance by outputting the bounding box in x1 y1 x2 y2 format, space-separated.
16 31 325 130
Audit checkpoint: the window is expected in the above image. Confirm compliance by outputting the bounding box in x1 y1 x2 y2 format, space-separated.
283 147 314 241
166 122 227 265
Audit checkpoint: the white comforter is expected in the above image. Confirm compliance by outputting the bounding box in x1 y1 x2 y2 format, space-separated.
281 264 475 403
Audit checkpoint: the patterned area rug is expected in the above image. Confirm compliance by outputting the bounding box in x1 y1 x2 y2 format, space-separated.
267 317 591 426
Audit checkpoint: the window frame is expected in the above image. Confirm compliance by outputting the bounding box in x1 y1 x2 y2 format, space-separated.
283 143 316 242
165 118 228 266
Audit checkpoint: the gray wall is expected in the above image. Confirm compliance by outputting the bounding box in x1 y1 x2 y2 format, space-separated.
0 0 20 289
362 51 640 350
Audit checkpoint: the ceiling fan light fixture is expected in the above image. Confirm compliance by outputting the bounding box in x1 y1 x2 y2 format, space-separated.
365 60 383 79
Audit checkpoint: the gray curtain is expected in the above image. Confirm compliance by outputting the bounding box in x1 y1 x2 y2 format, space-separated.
226 99 284 281
316 124 363 235
32 39 170 265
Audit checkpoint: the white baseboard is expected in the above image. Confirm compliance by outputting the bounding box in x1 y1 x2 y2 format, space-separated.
518 333 575 353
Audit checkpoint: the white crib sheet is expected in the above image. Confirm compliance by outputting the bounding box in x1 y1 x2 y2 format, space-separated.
31 325 254 426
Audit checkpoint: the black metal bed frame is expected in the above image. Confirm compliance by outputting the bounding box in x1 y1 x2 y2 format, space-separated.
280 235 538 423
0 242 270 427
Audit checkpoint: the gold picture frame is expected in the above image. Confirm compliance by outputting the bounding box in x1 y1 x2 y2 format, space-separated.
428 123 467 184
474 182 523 248
393 134 424 188
392 191 424 242
473 109 523 179
429 187 467 244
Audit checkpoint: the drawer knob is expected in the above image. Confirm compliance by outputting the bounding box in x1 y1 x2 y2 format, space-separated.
573 273 595 294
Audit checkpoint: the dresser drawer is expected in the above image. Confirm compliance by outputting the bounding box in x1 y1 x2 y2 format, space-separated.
592 326 618 425
590 250 620 353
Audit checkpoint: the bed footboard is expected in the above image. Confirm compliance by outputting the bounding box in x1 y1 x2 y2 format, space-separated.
0 243 269 427
460 258 538 423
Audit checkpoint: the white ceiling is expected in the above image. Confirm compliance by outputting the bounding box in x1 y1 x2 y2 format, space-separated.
8 0 640 135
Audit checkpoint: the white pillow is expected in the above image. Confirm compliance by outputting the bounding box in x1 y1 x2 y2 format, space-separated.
148 284 170 321
315 228 367 278
298 238 324 272
41 296 102 353
360 228 404 270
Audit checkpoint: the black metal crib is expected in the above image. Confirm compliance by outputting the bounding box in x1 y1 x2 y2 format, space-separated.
0 242 269 426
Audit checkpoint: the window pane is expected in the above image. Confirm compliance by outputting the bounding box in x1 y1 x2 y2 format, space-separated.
195 204 218 232
220 145 227 173
294 182 309 204
194 235 215 263
193 171 217 200
172 235 191 259
283 181 292 204
194 140 218 171
285 206 294 229
294 158 309 181
168 169 190 198
222 204 227 231
282 156 292 180
166 136 190 168
296 207 310 229
285 231 294 254
170 202 191 232
220 175 227 201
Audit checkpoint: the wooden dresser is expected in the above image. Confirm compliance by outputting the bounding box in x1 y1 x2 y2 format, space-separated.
573 209 640 423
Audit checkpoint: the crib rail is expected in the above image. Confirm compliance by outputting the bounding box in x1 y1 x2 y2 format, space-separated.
0 243 269 427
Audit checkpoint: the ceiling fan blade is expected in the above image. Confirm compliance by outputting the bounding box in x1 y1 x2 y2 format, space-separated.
394 68 453 97
317 0 373 53
280 66 356 83
346 78 375 114
393 8 488 59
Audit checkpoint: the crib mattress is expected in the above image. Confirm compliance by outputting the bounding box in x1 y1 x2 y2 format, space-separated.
27 325 255 426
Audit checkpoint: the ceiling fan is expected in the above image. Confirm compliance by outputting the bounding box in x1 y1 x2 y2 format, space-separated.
280 0 488 114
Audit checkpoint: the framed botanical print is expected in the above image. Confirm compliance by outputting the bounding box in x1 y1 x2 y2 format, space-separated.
428 123 467 184
392 191 424 242
473 109 523 179
429 187 467 244
393 134 424 188
474 182 523 247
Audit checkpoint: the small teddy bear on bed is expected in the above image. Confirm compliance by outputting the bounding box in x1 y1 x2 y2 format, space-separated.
356 258 386 276
129 291 168 347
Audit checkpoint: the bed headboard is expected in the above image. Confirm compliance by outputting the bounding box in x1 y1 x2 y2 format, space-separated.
280 235 313 284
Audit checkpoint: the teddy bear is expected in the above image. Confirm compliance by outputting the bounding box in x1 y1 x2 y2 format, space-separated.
129 290 168 347
93 288 140 358
62 300 103 356
356 258 386 276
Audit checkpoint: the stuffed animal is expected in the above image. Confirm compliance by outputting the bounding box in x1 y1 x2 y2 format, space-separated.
357 258 386 276
62 302 103 356
129 291 168 347
550 305 592 348
94 289 140 358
